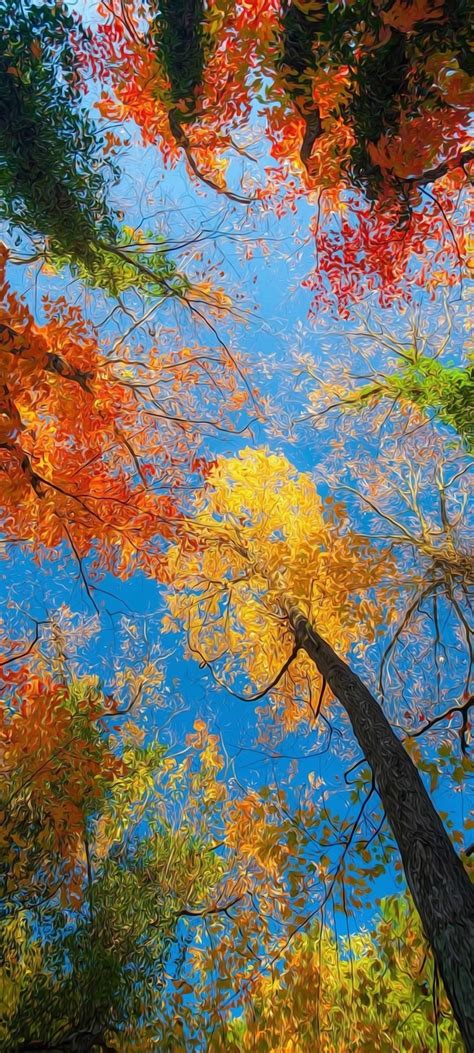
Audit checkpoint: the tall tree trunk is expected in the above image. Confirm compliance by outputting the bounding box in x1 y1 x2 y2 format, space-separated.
289 608 474 1051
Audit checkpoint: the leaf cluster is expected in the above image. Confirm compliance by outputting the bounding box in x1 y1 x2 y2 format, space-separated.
381 356 474 452
149 0 208 113
0 1 119 277
166 447 392 732
216 893 463 1052
0 0 184 297
0 671 223 1052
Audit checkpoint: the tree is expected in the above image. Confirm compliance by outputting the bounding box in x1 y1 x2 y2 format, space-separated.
3 616 347 1051
165 447 474 1047
216 893 465 1052
96 0 473 309
0 247 244 584
2 2 473 1047
0 659 226 1052
306 304 474 451
299 303 474 719
0 0 202 300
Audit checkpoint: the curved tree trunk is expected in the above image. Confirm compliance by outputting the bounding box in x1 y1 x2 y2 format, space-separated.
289 608 474 1051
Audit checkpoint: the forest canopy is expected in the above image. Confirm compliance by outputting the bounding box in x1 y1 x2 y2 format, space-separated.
0 1 473 1051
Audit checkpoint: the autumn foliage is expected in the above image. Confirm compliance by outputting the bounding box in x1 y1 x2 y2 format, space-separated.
0 674 126 906
0 253 177 569
0 247 245 575
95 0 473 311
0 656 230 1049
1 0 474 1049
216 895 464 1052
166 447 392 731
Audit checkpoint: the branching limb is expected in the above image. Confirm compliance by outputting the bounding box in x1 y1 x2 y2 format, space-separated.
187 639 299 702
407 696 473 756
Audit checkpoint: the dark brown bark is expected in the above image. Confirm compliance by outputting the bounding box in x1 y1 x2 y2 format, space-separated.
289 607 474 1051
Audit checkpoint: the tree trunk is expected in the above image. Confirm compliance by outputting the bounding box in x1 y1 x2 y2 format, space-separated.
289 608 474 1051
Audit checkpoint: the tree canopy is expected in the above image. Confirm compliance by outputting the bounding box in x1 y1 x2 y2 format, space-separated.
0 1 473 1050
96 0 473 310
